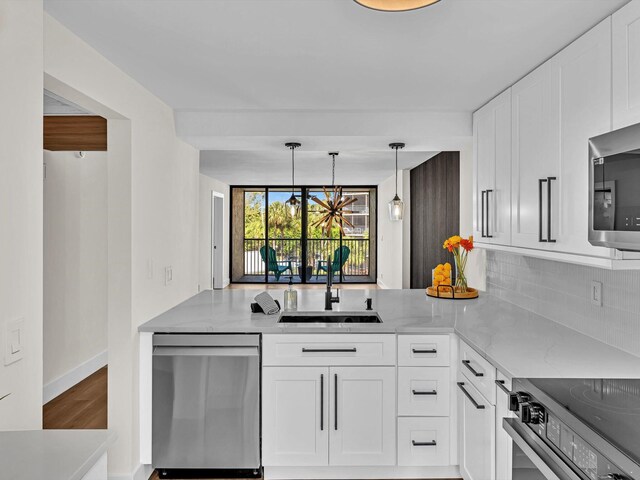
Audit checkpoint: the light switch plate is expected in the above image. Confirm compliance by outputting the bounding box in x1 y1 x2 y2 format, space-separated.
165 266 173 286
4 317 24 366
591 281 602 307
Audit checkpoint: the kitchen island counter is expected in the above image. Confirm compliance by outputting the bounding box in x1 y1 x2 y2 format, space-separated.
139 289 640 378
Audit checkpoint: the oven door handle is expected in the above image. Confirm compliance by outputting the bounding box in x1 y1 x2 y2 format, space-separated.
503 418 582 480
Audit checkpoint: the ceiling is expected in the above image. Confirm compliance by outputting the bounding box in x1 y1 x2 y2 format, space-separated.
200 149 438 185
44 0 629 184
44 90 91 115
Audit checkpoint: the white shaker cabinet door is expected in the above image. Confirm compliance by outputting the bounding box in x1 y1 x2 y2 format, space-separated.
495 373 514 480
613 0 640 129
329 366 396 466
458 376 496 480
511 61 559 250
473 89 512 246
262 366 329 467
552 17 613 258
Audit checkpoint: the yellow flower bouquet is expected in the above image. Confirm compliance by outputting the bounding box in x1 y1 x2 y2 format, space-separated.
443 234 474 293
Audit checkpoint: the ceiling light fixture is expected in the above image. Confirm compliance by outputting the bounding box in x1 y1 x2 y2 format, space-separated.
354 0 440 12
389 142 405 221
285 142 301 217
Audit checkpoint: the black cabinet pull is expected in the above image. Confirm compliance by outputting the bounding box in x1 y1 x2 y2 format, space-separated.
495 379 511 395
320 374 324 431
486 189 494 238
412 389 437 396
302 348 357 353
334 374 338 431
412 440 437 447
457 382 485 410
538 178 548 243
481 190 487 238
412 348 437 354
462 359 484 377
547 177 557 243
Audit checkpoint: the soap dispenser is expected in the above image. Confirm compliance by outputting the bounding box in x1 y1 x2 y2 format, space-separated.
284 277 298 311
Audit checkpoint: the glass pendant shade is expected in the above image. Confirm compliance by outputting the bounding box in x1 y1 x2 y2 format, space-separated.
354 0 440 12
287 194 299 217
388 194 404 221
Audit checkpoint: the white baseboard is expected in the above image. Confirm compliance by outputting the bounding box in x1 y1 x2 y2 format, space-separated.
108 463 152 480
43 350 108 404
377 278 389 289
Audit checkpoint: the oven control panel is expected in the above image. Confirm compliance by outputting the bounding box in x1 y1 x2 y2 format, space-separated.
515 396 629 480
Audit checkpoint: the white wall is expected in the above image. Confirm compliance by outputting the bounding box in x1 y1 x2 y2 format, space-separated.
44 13 200 477
43 151 108 392
377 171 408 289
0 0 44 430
198 174 230 290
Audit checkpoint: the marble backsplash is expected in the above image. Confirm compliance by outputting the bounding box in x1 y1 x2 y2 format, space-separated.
486 251 640 357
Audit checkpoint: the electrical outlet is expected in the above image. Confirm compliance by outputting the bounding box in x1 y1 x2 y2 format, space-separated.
147 258 154 280
591 281 602 307
4 318 24 366
165 266 173 286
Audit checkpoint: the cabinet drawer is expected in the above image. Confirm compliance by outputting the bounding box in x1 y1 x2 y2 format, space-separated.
398 335 450 366
398 417 450 467
263 334 396 366
459 340 496 405
398 367 450 417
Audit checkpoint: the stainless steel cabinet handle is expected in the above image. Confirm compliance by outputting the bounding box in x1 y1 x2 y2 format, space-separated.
412 348 437 354
538 178 549 243
462 359 484 377
457 382 485 410
412 440 437 446
412 389 437 396
302 348 357 353
320 374 324 431
547 177 557 243
334 374 338 431
486 189 494 238
481 190 487 238
495 379 511 395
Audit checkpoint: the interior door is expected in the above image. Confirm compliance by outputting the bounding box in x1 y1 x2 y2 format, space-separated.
329 366 396 466
212 194 224 289
262 366 329 467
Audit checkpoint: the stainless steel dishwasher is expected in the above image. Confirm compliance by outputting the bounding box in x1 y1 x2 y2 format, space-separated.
152 334 260 477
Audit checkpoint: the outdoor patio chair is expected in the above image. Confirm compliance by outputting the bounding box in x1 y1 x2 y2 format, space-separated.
260 246 293 281
316 246 350 279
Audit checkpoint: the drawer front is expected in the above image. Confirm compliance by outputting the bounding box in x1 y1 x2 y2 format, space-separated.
398 335 450 367
459 340 496 405
398 417 451 467
263 334 396 366
398 367 450 417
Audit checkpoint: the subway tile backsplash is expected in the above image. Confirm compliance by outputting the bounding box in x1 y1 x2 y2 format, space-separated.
486 251 640 357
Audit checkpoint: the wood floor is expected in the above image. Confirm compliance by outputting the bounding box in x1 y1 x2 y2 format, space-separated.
43 366 108 429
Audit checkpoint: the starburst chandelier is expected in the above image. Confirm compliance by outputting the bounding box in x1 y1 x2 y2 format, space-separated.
310 152 357 236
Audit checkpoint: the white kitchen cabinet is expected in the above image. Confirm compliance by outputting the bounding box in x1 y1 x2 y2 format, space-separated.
473 88 512 246
262 367 329 466
458 374 496 480
551 17 613 258
495 372 513 480
329 366 396 466
511 60 560 250
613 0 640 129
398 367 450 417
397 417 450 467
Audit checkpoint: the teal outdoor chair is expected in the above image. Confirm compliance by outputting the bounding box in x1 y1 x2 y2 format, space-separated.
316 246 351 279
260 246 293 281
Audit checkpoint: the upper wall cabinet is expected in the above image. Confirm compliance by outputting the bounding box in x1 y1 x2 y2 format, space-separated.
473 89 512 246
613 0 640 129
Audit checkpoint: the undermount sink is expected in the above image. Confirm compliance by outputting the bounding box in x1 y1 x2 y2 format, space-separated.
278 312 382 324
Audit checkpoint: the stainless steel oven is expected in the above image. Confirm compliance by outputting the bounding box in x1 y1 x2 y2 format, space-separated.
589 122 640 251
152 334 261 477
504 378 640 480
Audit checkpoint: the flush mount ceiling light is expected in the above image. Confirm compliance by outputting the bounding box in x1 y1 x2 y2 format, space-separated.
354 0 440 12
285 142 301 217
388 142 405 221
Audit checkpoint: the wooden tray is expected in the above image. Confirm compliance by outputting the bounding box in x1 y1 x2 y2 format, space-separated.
426 285 479 300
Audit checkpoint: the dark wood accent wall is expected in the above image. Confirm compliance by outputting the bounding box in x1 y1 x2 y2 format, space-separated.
44 116 107 151
410 151 460 289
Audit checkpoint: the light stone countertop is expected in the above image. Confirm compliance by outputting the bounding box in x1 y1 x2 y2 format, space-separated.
0 430 114 480
139 289 640 379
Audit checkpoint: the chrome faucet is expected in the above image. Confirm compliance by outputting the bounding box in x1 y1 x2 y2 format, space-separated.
325 255 340 310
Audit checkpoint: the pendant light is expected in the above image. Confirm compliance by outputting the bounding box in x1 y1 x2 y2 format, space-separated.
388 142 405 221
285 142 301 217
354 0 440 12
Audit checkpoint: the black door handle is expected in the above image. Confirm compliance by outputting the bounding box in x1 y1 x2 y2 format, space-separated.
547 177 557 243
457 382 485 410
462 359 484 377
495 379 511 395
412 389 437 396
320 374 324 431
481 190 487 238
334 374 338 431
539 178 548 243
486 189 494 238
412 440 437 446
412 348 437 354
302 348 357 353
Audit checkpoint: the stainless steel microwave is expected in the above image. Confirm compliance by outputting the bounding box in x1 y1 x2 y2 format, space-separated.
589 122 640 251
